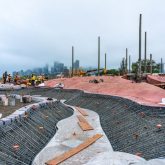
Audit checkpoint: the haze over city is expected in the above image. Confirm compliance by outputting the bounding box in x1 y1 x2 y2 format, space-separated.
0 0 164 75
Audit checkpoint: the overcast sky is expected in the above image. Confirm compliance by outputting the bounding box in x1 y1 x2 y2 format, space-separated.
0 0 164 74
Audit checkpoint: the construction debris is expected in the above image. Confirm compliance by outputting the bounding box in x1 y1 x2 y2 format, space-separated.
54 83 64 89
89 79 104 84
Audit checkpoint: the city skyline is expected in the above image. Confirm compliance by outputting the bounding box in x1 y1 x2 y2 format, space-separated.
11 59 82 77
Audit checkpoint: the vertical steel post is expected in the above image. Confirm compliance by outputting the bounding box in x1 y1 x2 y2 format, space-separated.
126 48 128 73
72 46 74 77
129 55 131 73
98 36 100 76
144 32 147 73
123 57 125 74
150 54 152 74
105 53 107 71
161 58 163 73
139 14 142 78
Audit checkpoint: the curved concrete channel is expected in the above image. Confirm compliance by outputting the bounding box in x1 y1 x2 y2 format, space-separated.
33 103 146 165
65 91 165 160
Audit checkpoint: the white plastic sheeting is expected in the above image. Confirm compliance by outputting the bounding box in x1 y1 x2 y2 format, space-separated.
159 98 165 105
38 83 45 87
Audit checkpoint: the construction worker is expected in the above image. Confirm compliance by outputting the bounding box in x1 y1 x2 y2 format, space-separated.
8 74 12 83
2 73 6 84
41 74 45 83
4 71 7 81
31 74 36 86
14 73 19 85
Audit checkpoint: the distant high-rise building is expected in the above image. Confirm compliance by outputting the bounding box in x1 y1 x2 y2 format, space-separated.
25 69 32 76
74 60 79 70
63 66 69 77
33 68 43 75
51 67 55 74
12 71 17 77
53 61 65 74
58 63 64 72
43 64 49 75
18 70 24 76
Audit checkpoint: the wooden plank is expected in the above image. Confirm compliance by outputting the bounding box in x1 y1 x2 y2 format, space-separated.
77 115 94 131
75 107 88 116
78 121 94 131
46 134 103 165
77 115 87 123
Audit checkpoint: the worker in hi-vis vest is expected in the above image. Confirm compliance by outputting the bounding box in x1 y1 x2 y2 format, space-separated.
31 74 36 86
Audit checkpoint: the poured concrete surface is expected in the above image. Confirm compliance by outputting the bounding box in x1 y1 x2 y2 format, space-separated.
45 76 165 106
33 104 146 165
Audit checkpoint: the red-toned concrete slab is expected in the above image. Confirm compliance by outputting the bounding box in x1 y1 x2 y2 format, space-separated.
45 76 165 106
45 134 103 165
147 75 165 84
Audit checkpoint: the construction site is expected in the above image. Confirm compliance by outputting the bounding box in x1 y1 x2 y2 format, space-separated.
0 32 165 164
0 75 165 165
0 0 165 165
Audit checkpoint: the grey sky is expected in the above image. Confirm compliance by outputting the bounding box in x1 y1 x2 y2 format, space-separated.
0 0 164 74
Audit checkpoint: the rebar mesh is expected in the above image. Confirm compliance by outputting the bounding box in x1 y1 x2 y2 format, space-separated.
0 101 73 165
